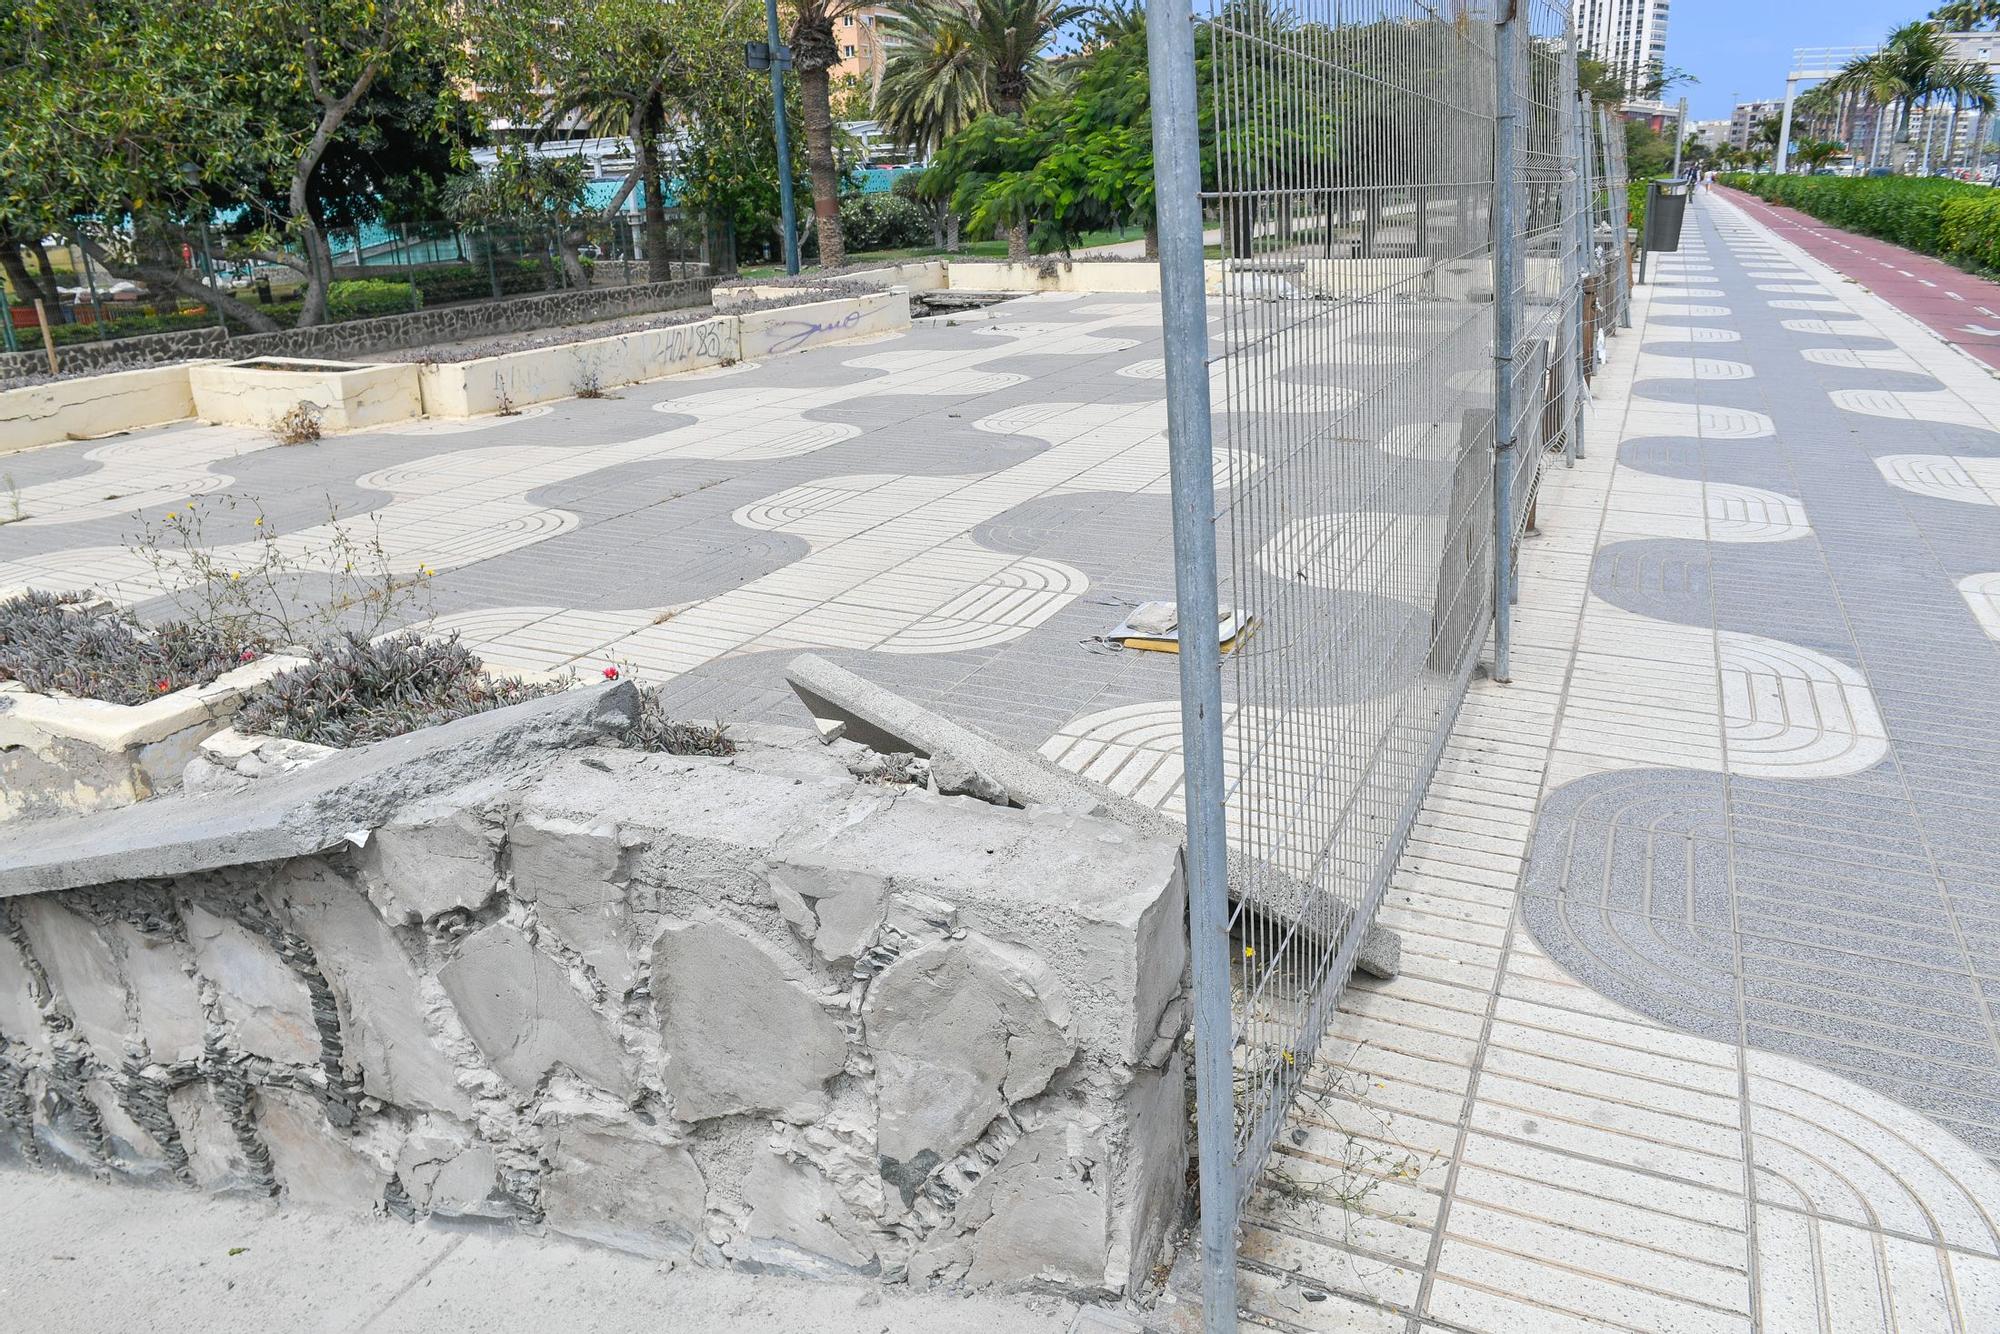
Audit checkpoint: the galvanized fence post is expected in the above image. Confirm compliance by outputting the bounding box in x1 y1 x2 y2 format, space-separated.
1144 0 1237 1327
1571 87 1592 463
1490 2 1525 684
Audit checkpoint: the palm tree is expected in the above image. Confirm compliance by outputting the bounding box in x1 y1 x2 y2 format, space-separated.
876 0 1084 261
1793 139 1845 172
874 0 991 156
1933 1 2000 30
1828 24 1958 172
790 0 865 269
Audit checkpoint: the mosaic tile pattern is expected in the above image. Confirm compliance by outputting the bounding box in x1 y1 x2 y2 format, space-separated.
1517 199 2000 1165
1232 200 2000 1333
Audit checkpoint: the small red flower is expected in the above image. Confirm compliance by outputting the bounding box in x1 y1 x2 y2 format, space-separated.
238 648 257 663
602 666 620 680
154 678 172 693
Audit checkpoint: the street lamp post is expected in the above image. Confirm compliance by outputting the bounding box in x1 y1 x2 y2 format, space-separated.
749 0 801 276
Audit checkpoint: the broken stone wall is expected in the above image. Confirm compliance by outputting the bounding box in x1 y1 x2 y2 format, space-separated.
0 730 1188 1297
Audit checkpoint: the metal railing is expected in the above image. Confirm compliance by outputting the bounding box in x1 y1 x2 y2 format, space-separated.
1146 1 1618 1326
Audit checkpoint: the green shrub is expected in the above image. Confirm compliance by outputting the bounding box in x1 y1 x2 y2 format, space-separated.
325 278 416 319
1722 173 2000 272
413 257 559 304
836 194 934 253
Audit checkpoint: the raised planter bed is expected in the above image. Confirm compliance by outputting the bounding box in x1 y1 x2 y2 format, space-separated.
0 652 308 821
188 356 423 433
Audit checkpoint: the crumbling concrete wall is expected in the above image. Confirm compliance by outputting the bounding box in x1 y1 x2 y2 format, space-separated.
0 729 1188 1296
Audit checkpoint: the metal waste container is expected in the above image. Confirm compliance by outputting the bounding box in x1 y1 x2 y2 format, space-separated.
1643 178 1690 253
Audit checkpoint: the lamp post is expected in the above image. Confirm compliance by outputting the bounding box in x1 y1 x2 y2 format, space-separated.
748 1 801 275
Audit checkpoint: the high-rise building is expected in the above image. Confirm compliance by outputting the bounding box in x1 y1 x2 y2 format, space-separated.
1573 0 1671 93
1731 100 1785 151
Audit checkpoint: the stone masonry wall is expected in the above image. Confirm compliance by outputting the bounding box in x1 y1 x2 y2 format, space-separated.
0 279 717 382
0 730 1189 1296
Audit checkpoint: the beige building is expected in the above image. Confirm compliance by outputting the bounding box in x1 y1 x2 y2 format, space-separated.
830 7 892 85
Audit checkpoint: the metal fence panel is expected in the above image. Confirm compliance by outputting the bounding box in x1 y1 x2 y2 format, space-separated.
1148 1 1605 1326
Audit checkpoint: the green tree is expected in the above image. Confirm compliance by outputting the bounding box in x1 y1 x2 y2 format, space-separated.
1934 1 2000 30
926 11 1153 256
879 0 1084 261
473 0 711 283
442 152 592 290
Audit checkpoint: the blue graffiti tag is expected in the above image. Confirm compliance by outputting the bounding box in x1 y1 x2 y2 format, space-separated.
765 308 863 355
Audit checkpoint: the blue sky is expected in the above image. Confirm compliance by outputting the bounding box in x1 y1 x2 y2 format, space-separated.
1666 0 1916 119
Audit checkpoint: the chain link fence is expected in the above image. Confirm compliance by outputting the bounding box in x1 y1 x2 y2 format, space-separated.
1147 1 1618 1326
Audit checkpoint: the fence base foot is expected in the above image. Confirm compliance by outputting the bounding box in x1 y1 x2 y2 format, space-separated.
1356 925 1402 981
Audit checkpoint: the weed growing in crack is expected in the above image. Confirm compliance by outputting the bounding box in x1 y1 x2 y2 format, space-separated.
127 494 435 647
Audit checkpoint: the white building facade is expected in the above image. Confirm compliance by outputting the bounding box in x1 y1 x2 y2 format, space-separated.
1573 0 1671 92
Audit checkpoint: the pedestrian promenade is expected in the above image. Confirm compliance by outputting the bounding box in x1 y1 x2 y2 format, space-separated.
1238 192 2000 1333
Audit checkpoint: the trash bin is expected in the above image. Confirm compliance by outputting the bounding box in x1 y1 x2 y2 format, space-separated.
1643 179 1690 253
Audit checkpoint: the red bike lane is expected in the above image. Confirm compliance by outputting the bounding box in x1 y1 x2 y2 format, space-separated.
1717 184 2000 374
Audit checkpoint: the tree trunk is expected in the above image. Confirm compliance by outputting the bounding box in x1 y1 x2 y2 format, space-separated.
558 225 589 288
27 240 65 319
705 215 738 277
1144 224 1159 261
79 230 280 333
798 58 846 269
945 212 961 252
639 141 672 283
1006 221 1028 263
294 217 336 327
0 239 54 311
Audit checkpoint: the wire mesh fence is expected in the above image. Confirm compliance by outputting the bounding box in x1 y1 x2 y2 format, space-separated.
1496 2 1581 585
1147 0 1616 1326
1594 102 1634 331
3 215 714 356
1199 0 1501 1201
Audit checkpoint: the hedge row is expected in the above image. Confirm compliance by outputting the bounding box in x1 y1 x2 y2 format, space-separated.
1723 173 2000 272
33 277 422 345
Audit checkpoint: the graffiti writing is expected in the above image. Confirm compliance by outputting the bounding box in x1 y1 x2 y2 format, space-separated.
765 309 864 355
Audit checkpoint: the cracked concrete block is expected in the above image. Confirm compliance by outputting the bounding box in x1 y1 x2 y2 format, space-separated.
1108 1053 1189 1293
915 1112 1110 1291
863 933 1072 1169
0 923 48 1049
438 923 631 1099
254 1087 391 1212
106 921 203 1064
1356 924 1401 980
509 812 632 995
15 899 130 1058
397 1131 506 1218
540 1103 705 1259
168 1082 258 1192
358 798 504 924
929 753 1008 806
271 861 471 1117
743 1149 878 1273
650 916 846 1122
767 864 889 967
181 904 321 1066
